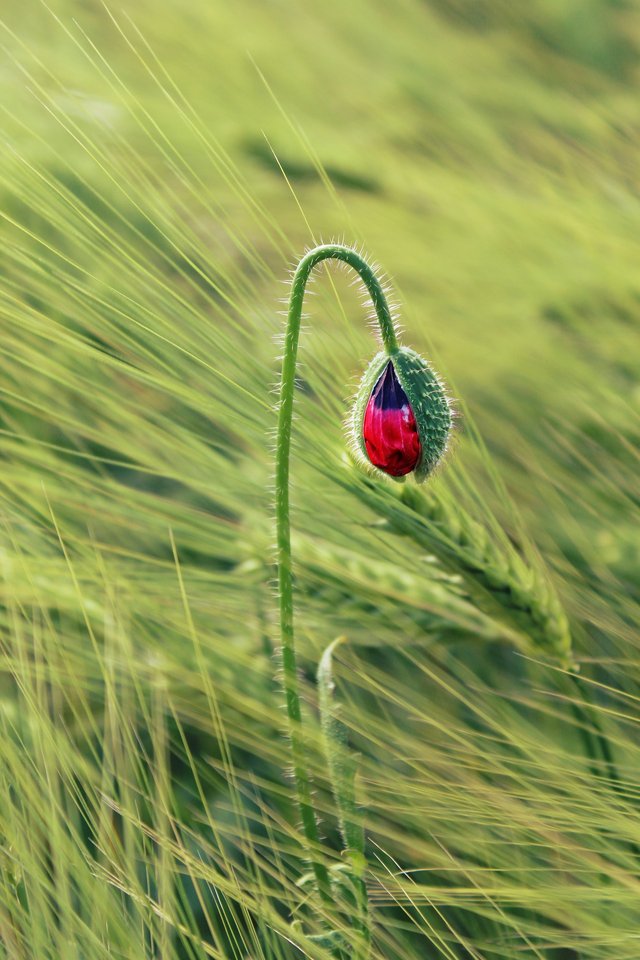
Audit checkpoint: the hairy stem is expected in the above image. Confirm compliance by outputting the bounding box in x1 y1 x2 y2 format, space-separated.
276 245 397 903
318 637 370 957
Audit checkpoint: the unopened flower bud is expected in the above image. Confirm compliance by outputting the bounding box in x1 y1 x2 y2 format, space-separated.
351 347 452 482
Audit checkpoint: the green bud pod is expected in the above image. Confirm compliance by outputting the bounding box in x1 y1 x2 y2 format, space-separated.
350 346 452 483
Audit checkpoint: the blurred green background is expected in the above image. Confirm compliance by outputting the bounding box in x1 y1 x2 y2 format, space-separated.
1 1 639 958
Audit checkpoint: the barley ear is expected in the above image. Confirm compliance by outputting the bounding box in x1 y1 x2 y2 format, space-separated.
347 470 573 667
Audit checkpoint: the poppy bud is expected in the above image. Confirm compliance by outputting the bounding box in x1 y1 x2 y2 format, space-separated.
350 347 452 482
362 361 420 477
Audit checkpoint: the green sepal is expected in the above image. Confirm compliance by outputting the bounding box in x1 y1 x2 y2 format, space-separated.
349 346 452 483
392 346 452 482
349 351 389 477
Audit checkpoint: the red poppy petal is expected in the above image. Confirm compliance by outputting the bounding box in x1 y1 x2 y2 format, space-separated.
363 362 421 476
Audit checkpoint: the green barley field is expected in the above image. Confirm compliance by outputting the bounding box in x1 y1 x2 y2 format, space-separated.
1 1 639 957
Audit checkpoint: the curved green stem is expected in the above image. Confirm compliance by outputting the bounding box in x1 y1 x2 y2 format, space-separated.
275 245 397 903
318 637 369 956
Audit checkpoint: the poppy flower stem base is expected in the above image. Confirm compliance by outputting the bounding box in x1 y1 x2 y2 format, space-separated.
275 245 398 907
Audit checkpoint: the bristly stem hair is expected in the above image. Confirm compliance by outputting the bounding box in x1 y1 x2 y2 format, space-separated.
275 244 397 903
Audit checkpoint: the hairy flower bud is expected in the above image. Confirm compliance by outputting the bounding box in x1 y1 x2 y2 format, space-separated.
351 347 452 482
362 361 421 476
